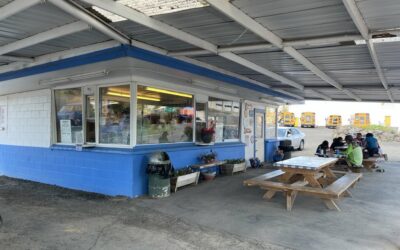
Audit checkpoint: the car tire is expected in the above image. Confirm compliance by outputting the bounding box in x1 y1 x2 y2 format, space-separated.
298 140 305 151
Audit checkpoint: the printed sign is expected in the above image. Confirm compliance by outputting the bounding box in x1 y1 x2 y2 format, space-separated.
60 119 72 143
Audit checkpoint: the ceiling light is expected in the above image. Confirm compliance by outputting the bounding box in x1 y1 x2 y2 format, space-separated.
137 96 161 102
107 91 131 98
117 0 208 16
92 6 127 22
146 87 192 98
39 70 108 86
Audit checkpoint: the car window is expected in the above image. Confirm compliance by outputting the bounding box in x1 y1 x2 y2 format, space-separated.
291 129 299 135
277 129 286 137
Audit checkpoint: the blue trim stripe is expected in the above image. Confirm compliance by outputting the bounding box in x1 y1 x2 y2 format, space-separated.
0 44 297 100
0 46 127 82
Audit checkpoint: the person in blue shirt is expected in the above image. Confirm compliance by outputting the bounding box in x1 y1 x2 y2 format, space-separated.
365 133 379 157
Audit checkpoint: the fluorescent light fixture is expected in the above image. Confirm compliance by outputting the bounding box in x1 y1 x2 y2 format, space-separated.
137 96 161 101
39 70 108 86
92 6 127 22
146 87 192 98
355 36 400 45
107 91 131 98
117 0 208 16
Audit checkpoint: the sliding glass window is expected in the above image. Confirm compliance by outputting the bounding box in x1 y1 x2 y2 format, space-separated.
208 97 240 142
137 85 193 144
99 85 131 145
54 88 83 144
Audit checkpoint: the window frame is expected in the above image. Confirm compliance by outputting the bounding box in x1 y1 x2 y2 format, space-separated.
135 82 196 146
52 87 84 146
96 82 133 148
52 81 134 148
51 80 242 147
206 96 242 143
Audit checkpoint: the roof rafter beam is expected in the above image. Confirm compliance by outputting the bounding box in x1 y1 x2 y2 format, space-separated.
48 0 130 45
206 0 361 102
175 55 304 100
0 0 42 22
82 0 306 92
0 55 34 63
306 89 332 101
0 21 90 56
169 35 363 56
342 0 394 103
81 0 218 53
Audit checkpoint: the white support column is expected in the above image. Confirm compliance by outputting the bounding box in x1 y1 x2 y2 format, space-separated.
206 0 361 102
0 0 42 22
0 21 90 56
342 0 394 102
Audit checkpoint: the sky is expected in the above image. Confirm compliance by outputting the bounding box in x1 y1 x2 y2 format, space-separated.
288 100 400 127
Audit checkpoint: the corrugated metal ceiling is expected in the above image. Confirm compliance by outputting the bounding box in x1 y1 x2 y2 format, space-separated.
356 0 400 31
0 0 399 102
232 0 359 40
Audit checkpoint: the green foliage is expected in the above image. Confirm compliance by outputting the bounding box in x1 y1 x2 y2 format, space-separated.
174 167 195 177
226 158 245 164
363 125 396 133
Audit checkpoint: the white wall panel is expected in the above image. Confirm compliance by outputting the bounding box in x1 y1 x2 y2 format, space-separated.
0 89 51 147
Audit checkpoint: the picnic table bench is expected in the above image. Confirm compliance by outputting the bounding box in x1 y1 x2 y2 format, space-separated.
244 156 362 211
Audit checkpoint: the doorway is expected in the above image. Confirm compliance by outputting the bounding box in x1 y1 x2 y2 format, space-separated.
254 109 265 161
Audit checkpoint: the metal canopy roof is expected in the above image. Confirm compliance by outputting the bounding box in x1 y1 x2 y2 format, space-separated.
0 0 400 103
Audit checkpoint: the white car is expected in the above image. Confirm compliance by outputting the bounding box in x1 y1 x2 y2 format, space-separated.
277 127 305 151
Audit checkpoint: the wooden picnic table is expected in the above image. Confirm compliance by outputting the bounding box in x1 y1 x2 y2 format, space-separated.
244 156 362 211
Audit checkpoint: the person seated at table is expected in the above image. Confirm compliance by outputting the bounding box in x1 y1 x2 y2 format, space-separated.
344 135 363 171
355 132 365 147
330 137 344 151
365 133 380 157
316 140 330 156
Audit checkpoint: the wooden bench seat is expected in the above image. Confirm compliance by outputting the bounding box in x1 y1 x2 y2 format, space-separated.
363 157 379 172
243 170 284 186
325 173 362 196
244 172 362 211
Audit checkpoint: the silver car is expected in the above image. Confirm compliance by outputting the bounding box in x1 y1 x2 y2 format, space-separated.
277 127 305 150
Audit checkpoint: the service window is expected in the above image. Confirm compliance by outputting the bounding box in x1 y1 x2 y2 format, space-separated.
99 85 131 145
208 97 240 142
136 85 193 144
54 88 83 144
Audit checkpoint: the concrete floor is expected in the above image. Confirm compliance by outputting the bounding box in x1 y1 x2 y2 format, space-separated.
1 128 399 250
1 162 399 250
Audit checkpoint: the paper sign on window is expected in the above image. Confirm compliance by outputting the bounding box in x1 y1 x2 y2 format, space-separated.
60 119 72 143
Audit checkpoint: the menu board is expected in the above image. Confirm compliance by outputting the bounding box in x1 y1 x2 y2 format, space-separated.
60 119 72 143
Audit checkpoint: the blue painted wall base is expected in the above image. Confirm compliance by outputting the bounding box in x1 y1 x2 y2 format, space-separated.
0 143 244 197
